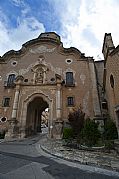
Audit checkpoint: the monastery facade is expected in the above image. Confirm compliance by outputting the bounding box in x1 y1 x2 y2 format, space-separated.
0 32 118 139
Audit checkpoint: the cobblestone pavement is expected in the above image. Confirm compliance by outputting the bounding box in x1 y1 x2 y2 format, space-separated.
0 135 119 179
39 137 119 172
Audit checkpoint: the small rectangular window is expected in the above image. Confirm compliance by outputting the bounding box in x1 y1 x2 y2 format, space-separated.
102 102 108 110
67 97 74 106
3 97 10 107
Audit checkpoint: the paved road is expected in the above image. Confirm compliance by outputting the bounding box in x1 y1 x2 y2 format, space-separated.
0 135 119 179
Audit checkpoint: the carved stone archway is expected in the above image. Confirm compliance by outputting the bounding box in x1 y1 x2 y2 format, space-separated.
26 97 48 136
20 92 53 138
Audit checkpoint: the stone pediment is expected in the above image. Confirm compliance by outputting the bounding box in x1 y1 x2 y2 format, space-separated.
1 32 86 62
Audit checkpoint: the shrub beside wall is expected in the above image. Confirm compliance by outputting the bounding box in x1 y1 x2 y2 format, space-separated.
80 120 100 147
63 128 74 139
104 120 118 140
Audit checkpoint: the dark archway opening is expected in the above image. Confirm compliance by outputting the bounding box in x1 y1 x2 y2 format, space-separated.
26 97 48 137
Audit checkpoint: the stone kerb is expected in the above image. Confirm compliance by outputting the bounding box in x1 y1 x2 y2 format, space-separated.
40 138 119 172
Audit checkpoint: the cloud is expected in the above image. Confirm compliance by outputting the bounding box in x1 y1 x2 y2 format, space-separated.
1 0 119 60
0 2 45 56
10 17 45 46
9 0 25 7
51 0 119 60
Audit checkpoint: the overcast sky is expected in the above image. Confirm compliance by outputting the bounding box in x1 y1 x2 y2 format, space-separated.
0 0 119 60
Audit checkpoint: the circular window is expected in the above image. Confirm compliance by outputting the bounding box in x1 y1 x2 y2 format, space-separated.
50 78 55 82
110 74 114 88
11 61 17 66
67 60 71 63
65 58 73 64
0 117 7 122
24 79 28 82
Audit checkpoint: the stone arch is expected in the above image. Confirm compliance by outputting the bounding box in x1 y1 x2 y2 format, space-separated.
20 92 53 138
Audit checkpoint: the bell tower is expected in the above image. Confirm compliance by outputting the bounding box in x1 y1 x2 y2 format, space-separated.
102 33 115 60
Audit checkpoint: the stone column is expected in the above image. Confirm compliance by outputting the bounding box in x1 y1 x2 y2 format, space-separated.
33 71 37 84
5 76 23 139
89 59 101 116
11 85 20 119
56 83 62 119
53 74 63 139
20 103 27 138
43 70 46 84
48 101 53 138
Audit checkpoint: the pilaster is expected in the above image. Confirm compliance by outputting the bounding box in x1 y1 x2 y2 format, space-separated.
89 59 101 117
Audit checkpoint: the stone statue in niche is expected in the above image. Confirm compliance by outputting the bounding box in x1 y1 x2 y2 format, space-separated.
35 67 44 84
31 55 49 84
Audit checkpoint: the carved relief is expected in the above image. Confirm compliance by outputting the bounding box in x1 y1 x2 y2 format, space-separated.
50 89 56 95
19 56 62 80
32 56 49 84
29 46 56 54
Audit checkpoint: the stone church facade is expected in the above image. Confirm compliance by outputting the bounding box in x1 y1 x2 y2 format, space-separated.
0 32 114 139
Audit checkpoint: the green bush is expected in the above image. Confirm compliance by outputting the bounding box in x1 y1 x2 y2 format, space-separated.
80 120 100 147
104 140 114 150
63 128 74 139
104 120 118 140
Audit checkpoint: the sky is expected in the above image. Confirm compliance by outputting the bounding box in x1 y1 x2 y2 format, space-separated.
0 0 119 60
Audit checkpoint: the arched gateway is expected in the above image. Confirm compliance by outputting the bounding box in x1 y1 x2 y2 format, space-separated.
24 93 51 137
26 97 48 135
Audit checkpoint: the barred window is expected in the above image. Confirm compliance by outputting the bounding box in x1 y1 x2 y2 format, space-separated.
3 97 10 107
66 72 74 86
67 97 74 106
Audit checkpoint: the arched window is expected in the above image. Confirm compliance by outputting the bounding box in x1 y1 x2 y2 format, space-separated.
110 74 114 88
66 72 74 86
7 74 16 87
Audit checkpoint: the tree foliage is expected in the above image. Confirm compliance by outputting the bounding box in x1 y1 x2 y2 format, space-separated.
68 107 85 136
80 119 101 147
63 128 74 139
104 120 118 140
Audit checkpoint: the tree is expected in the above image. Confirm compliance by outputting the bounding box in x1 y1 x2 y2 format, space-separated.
68 107 85 136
